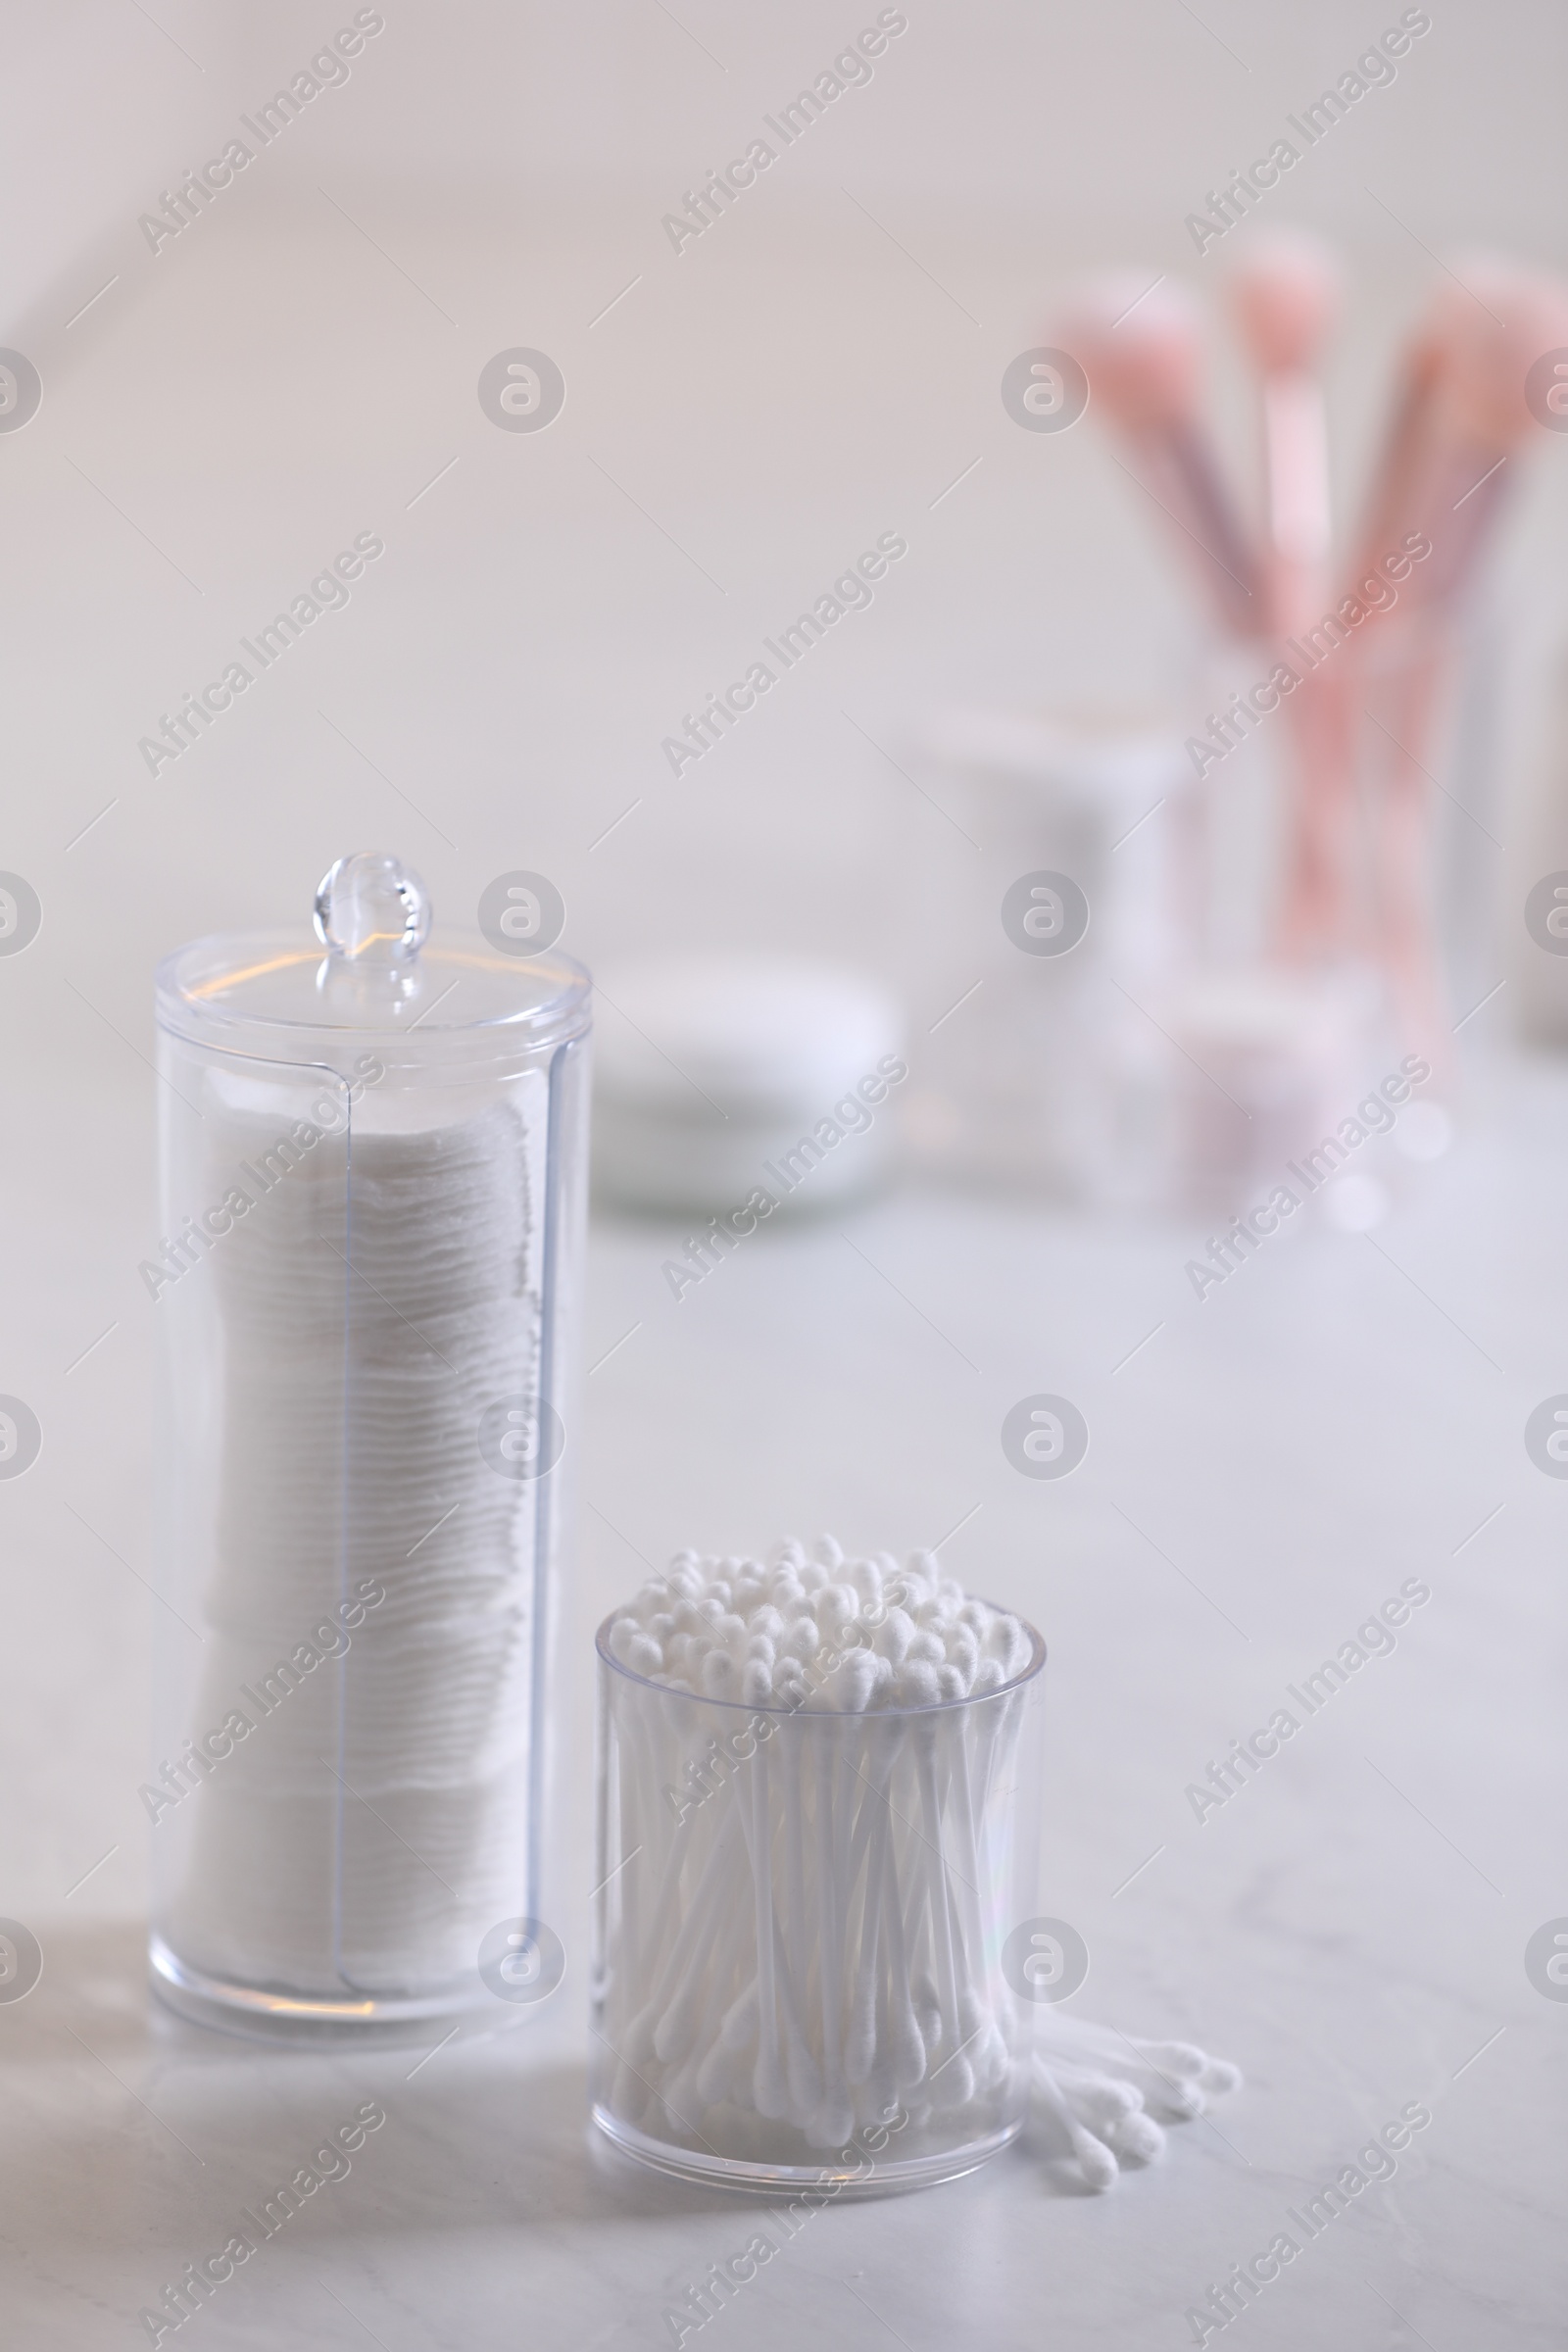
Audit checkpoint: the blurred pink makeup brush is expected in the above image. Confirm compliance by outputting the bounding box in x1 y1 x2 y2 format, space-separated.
1227 231 1341 641
1339 256 1568 633
1364 637 1451 1079
1227 234 1349 971
1059 275 1260 638
1339 307 1447 614
1279 283 1453 978
1275 662 1357 964
1276 260 1522 980
1354 258 1568 1075
1416 256 1568 612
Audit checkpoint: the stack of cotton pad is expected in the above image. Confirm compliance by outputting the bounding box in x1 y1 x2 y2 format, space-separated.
166 1080 543 1995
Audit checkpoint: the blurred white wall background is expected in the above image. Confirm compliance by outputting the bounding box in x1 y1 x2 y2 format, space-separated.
4 0 1567 1064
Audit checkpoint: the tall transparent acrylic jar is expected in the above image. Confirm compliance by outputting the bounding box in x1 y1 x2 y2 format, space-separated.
146 856 590 2038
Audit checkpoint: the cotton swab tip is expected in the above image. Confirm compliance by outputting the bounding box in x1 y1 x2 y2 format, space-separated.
1109 2109 1166 2164
1158 2077 1205 2120
1139 2038 1205 2078
1073 2126 1120 2191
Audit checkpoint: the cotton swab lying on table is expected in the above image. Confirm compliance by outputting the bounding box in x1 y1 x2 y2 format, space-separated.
1035 2010 1242 2088
1036 2016 1244 2109
1105 2107 1169 2164
1030 2024 1244 2189
1043 2055 1165 2155
1032 2056 1120 2190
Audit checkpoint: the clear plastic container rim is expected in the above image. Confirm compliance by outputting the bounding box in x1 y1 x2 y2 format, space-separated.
155 927 593 1061
594 1604 1046 1719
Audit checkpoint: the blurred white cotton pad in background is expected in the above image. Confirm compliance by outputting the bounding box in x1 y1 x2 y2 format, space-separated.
592 956 905 1215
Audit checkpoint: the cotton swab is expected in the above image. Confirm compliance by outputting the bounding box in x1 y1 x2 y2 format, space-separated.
1031 2054 1120 2191
1028 2030 1241 2186
1034 2014 1244 2127
745 1733 788 2121
1046 2057 1146 2138
1105 2107 1167 2164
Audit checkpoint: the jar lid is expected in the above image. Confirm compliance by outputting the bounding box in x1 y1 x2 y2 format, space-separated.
156 853 591 1067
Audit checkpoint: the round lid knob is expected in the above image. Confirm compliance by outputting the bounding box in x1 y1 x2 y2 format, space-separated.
314 853 431 963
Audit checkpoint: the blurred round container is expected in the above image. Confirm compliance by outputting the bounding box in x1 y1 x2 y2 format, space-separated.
1166 958 1448 1228
593 956 905 1215
1167 960 1381 1210
901 705 1192 1204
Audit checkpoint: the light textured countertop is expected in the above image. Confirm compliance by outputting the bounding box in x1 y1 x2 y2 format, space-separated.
5 1059 1565 2351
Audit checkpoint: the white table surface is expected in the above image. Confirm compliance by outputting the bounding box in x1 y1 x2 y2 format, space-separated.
5 1054 1565 2351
